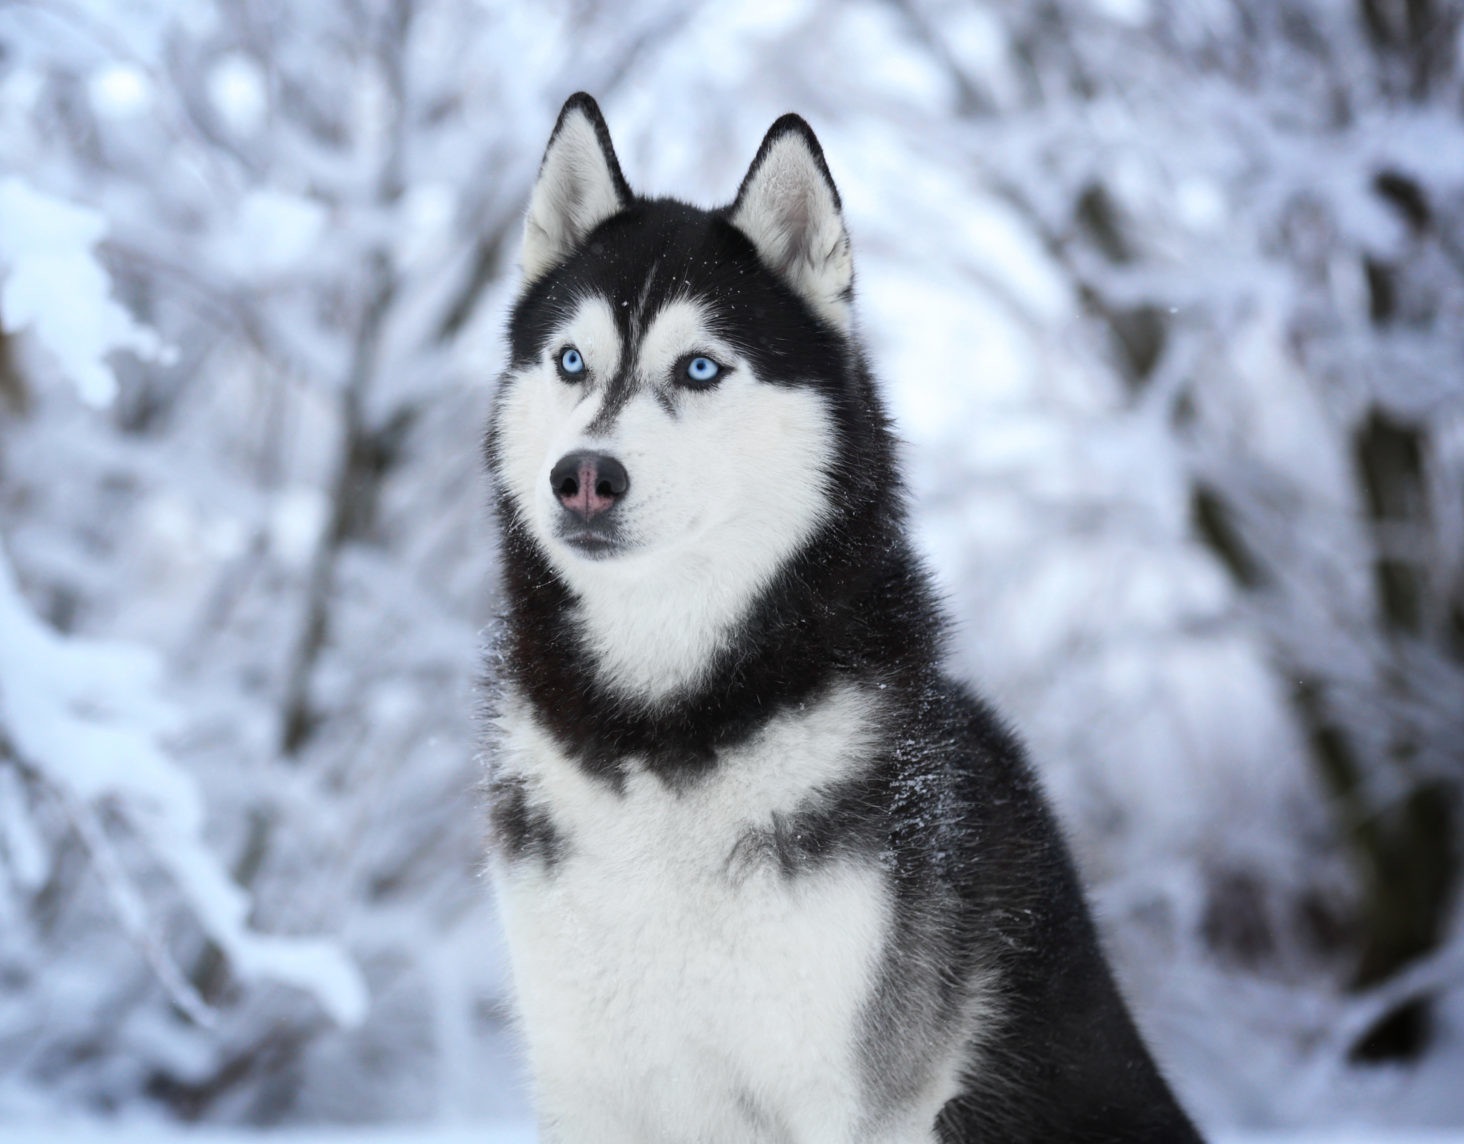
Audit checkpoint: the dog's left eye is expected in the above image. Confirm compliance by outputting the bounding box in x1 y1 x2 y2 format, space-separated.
557 346 586 380
680 355 722 387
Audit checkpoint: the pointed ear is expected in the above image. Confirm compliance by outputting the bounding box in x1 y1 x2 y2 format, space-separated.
730 115 854 332
521 93 631 284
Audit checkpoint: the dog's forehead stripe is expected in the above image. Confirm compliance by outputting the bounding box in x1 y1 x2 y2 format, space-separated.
581 296 715 435
631 258 663 336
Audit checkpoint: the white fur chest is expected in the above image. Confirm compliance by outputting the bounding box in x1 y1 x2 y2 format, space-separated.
490 685 896 1144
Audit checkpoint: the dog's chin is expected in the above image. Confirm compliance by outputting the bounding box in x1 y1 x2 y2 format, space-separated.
555 528 627 561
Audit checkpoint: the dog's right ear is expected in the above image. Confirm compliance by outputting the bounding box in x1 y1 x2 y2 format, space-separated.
521 93 631 284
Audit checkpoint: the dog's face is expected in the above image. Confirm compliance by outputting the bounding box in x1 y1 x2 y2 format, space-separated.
494 278 834 572
489 96 858 692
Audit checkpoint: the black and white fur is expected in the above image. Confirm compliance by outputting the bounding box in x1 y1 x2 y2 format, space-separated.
483 93 1203 1143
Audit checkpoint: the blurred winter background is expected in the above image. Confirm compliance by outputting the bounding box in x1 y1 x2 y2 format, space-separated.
2 0 1463 1139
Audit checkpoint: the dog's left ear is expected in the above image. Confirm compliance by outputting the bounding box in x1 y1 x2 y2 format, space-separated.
521 93 632 284
730 116 853 332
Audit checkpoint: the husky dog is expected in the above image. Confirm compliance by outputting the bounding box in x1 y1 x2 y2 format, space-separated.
484 93 1202 1143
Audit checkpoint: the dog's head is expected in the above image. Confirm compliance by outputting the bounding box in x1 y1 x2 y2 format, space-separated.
488 94 868 694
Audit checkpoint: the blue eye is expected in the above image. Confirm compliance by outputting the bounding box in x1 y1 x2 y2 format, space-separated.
683 356 721 385
558 347 585 377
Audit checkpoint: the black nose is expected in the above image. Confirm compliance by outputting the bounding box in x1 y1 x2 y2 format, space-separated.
550 452 629 520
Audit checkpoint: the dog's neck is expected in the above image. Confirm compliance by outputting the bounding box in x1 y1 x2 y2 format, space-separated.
496 490 935 785
566 559 758 702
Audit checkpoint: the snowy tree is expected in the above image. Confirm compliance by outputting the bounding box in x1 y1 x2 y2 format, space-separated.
0 0 665 1120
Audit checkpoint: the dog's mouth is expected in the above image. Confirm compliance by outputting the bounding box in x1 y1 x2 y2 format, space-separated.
557 524 626 560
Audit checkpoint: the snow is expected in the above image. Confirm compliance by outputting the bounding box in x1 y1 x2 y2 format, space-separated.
212 191 327 280
269 488 331 568
0 179 166 406
0 543 366 1028
87 65 153 121
1091 0 1153 25
0 765 47 889
207 52 268 136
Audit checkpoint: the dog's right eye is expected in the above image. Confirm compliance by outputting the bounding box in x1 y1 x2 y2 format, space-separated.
557 346 586 380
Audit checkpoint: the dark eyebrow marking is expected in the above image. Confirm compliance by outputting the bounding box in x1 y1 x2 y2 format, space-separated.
631 258 662 337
